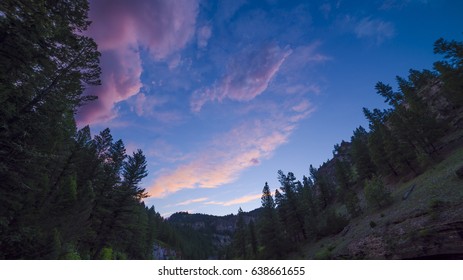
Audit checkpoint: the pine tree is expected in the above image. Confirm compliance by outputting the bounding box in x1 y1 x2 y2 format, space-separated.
301 176 318 239
433 37 463 107
334 159 362 218
363 108 399 177
248 220 258 259
258 183 285 259
93 148 149 259
277 171 307 241
122 149 149 199
334 159 353 190
231 207 247 259
375 75 445 162
310 165 335 209
350 126 376 181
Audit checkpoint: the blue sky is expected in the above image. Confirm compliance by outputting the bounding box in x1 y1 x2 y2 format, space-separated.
78 0 463 216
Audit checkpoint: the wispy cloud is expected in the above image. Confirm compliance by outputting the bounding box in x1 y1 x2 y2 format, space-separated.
147 115 294 198
126 93 185 124
204 193 262 207
147 96 314 198
354 17 395 44
276 41 330 97
335 15 395 45
379 0 428 10
285 84 321 95
190 43 292 112
176 197 209 206
77 0 199 125
291 100 316 122
288 43 331 66
129 92 166 117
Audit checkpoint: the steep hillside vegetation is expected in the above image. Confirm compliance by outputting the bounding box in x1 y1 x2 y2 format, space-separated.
302 144 463 259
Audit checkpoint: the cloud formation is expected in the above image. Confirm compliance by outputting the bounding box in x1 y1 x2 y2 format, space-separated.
204 193 262 207
176 197 208 206
147 100 314 198
147 122 288 197
335 15 395 45
354 17 395 44
77 0 199 125
190 44 292 112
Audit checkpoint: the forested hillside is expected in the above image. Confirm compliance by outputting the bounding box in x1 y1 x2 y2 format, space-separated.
0 0 200 260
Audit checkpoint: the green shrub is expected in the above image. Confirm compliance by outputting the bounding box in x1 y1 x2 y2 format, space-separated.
63 251 81 260
99 247 113 260
314 248 331 260
61 243 81 260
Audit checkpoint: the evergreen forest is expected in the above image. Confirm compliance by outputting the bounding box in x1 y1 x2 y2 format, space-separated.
0 0 210 260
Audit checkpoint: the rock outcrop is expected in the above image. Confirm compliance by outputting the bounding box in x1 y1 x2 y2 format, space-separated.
335 202 463 259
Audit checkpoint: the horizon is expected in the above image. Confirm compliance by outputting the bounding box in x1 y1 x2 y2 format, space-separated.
76 0 463 217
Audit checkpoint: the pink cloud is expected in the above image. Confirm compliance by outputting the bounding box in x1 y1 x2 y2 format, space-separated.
78 48 142 124
190 44 292 112
147 118 295 198
292 99 313 113
204 193 262 207
77 0 199 125
290 99 316 122
147 149 262 197
175 197 209 206
147 102 313 197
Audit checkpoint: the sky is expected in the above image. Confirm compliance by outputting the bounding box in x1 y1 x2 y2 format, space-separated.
77 0 463 217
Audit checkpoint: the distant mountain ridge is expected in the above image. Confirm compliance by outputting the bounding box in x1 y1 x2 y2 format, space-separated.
168 208 262 258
